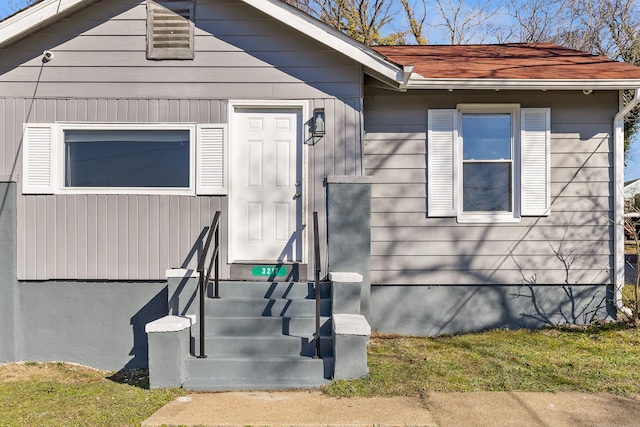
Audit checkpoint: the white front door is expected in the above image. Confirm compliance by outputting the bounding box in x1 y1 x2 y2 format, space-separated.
230 107 302 262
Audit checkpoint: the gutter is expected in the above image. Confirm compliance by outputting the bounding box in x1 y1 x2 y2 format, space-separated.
614 88 640 318
399 66 414 91
405 77 640 91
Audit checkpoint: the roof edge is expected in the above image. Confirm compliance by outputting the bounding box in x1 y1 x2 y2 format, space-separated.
406 77 640 90
238 0 405 88
0 0 98 49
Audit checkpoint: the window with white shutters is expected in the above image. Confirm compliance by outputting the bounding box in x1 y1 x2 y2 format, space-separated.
22 123 227 196
427 105 550 222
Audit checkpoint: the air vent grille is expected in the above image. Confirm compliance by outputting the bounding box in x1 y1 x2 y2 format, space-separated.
147 1 194 59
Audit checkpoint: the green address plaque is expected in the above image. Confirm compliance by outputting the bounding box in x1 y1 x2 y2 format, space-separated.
252 266 288 277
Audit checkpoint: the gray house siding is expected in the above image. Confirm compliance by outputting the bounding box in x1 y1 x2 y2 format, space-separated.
0 0 363 99
0 0 365 281
364 88 615 334
364 88 615 286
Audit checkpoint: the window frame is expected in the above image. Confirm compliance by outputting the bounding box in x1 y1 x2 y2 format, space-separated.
56 123 197 196
456 104 521 223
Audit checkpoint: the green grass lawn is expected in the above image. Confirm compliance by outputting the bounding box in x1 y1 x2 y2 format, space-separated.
0 363 183 427
325 323 640 397
2 323 639 426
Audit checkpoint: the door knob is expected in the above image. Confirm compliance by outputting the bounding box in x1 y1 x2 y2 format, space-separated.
294 192 301 198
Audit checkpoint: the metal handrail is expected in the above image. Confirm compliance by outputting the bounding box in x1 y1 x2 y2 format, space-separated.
197 211 221 359
313 211 322 359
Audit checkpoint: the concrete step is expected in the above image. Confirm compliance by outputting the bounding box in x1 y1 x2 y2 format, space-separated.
182 375 332 391
208 281 330 299
184 355 332 387
199 316 332 337
185 279 335 391
200 335 333 357
205 297 330 317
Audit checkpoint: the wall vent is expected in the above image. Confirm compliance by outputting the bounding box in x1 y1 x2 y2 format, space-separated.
147 0 195 60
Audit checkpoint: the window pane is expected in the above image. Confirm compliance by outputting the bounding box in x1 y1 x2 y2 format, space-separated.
463 114 511 160
463 163 512 212
65 130 190 188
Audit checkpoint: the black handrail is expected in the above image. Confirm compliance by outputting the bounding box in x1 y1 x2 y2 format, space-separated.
313 211 322 359
197 211 221 359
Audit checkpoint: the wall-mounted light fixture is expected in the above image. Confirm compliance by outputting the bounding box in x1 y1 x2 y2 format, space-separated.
312 108 325 137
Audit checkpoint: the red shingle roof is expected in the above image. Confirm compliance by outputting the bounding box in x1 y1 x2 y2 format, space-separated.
373 43 640 80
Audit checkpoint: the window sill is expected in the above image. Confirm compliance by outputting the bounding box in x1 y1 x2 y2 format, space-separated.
56 187 195 196
456 214 521 224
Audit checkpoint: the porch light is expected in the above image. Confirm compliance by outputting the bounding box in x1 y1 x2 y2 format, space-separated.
312 108 325 137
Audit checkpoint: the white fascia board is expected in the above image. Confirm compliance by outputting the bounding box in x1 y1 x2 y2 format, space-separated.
0 0 98 49
238 0 405 88
407 77 640 91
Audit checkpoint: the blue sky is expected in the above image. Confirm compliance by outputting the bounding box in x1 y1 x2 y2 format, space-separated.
0 2 22 19
2 1 640 180
626 135 640 182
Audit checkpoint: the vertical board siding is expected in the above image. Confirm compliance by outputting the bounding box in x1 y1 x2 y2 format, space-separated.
18 193 222 281
364 89 617 285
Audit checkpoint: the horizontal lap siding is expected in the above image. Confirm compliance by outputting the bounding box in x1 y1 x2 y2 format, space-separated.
364 89 616 285
1 1 364 280
0 0 361 99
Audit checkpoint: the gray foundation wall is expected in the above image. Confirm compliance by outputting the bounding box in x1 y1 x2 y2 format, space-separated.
370 284 615 336
17 281 168 371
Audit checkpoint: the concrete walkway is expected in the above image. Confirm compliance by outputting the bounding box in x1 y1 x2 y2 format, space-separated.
142 390 640 427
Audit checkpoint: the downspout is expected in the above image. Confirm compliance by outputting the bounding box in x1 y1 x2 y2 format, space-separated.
614 88 640 317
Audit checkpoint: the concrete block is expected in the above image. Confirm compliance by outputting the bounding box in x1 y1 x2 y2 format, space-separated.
332 314 370 380
147 315 192 389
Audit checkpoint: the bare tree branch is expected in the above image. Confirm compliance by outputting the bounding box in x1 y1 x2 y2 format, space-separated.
430 0 503 44
401 0 428 44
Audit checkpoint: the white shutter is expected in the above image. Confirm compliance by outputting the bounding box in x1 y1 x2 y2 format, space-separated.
427 110 457 217
196 124 227 195
22 123 55 194
521 108 551 216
